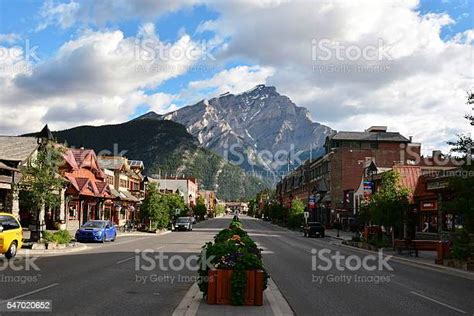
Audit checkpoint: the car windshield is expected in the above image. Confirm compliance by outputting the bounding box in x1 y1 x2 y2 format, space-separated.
176 218 190 223
82 221 105 228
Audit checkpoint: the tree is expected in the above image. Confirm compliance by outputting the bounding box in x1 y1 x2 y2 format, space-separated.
215 204 226 216
363 171 410 238
247 199 257 217
164 193 185 218
288 199 305 228
140 183 169 230
446 91 474 232
19 143 65 238
193 196 207 220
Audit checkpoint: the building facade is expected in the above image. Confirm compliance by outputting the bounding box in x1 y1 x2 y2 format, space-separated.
277 126 420 225
148 176 199 207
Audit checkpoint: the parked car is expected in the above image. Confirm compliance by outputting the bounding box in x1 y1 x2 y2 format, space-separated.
303 222 325 238
175 217 193 231
0 213 23 259
75 220 117 243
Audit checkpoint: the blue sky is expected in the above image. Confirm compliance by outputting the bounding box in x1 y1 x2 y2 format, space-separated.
0 0 472 153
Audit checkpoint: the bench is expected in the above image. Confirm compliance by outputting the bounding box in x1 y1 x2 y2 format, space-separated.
394 239 417 256
394 239 450 263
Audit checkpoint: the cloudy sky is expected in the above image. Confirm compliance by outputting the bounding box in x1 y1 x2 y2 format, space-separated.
0 0 472 153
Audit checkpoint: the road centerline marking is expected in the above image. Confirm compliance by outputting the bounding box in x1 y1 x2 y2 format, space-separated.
0 283 60 304
410 291 467 314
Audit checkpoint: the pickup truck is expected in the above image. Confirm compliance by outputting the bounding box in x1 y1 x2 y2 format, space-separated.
303 222 325 238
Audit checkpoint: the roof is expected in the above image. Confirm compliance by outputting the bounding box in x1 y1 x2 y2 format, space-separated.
331 131 410 142
37 125 54 141
0 136 38 162
129 160 144 168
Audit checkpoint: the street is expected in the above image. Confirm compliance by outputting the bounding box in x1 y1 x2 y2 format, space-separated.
1 216 473 315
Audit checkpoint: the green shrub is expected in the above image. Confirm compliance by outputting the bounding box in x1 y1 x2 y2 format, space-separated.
368 235 391 248
452 229 472 260
53 230 72 244
42 230 72 244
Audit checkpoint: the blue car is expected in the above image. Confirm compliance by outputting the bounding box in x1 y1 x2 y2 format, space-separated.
75 220 117 243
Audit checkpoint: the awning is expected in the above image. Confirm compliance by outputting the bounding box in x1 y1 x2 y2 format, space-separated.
321 194 331 203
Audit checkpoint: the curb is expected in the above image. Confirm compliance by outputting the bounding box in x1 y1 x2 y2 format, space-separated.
117 230 172 238
338 242 474 280
18 243 88 257
171 278 294 316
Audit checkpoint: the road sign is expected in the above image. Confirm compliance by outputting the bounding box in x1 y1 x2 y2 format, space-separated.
304 212 309 219
308 195 316 209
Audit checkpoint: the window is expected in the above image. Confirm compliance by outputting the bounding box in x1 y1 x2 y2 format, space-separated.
370 142 378 149
69 206 78 220
0 215 20 231
350 141 361 149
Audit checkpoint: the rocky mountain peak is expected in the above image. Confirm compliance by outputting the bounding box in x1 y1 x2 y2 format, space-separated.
159 85 333 178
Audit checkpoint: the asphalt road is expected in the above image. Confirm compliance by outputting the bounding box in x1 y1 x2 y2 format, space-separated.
0 216 473 315
241 217 474 316
0 218 226 315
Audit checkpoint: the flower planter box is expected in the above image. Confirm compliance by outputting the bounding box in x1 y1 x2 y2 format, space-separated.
207 269 264 306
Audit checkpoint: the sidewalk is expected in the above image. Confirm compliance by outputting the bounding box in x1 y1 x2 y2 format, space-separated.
325 228 355 241
172 278 293 316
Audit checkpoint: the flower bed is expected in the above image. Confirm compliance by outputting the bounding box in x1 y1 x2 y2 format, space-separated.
198 218 268 306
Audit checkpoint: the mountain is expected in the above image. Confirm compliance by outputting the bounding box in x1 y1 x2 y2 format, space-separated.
158 84 333 178
45 119 268 201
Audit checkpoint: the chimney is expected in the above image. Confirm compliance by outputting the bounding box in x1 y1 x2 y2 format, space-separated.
409 136 413 142
365 126 387 133
432 150 442 159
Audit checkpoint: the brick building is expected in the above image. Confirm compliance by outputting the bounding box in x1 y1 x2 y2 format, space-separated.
277 126 419 225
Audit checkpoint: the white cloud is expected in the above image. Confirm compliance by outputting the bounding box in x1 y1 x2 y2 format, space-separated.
201 0 473 153
187 65 275 96
0 25 206 134
35 0 201 30
0 33 21 44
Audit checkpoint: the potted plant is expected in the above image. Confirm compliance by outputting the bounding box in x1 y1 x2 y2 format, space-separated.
198 218 268 306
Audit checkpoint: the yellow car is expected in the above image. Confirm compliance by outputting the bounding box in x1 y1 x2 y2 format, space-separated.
0 213 23 259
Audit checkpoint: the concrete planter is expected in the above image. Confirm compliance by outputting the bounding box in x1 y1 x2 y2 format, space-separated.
207 269 264 306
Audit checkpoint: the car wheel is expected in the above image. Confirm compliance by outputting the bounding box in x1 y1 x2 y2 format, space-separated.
322 234 325 238
111 233 116 242
5 241 18 259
